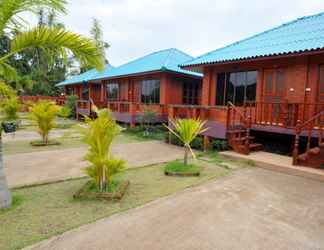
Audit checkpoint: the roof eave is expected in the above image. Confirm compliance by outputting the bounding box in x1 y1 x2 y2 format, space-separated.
181 48 324 70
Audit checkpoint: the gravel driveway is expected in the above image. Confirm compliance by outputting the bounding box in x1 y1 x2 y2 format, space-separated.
26 168 324 250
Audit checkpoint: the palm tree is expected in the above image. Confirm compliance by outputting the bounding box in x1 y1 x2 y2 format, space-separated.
30 101 60 144
81 110 126 192
166 118 208 165
0 0 105 208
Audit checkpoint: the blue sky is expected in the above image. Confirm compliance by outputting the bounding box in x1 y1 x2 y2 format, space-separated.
29 0 324 66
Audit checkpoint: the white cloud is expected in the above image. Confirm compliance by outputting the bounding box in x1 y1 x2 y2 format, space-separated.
45 0 324 65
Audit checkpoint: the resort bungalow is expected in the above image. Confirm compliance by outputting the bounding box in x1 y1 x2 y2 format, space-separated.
57 48 202 124
180 12 324 168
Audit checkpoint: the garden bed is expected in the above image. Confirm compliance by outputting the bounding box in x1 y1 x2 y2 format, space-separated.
74 180 130 200
30 140 61 146
164 161 201 177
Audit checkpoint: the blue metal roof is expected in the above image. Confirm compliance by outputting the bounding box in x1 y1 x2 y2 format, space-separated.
56 64 114 87
93 48 202 80
182 12 324 67
57 48 202 87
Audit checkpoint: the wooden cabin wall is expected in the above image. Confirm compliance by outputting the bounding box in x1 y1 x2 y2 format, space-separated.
89 83 101 102
200 54 324 126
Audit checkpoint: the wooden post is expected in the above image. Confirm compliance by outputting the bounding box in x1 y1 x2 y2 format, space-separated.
203 136 209 152
168 106 175 144
100 84 105 102
292 120 302 165
192 108 197 119
129 103 136 128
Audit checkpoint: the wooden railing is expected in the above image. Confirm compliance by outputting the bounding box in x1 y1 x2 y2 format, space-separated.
108 101 132 113
244 101 324 128
168 104 211 120
18 95 66 105
76 99 93 119
226 102 252 154
292 110 324 165
107 101 168 115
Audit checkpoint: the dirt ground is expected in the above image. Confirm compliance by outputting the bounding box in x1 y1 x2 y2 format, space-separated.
4 141 184 188
26 168 324 250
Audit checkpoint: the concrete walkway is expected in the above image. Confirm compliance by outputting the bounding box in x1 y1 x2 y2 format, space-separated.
26 168 324 250
4 141 184 188
220 151 324 182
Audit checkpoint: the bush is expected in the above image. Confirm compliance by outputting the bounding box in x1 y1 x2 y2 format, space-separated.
2 97 20 121
58 106 71 119
167 133 203 150
65 95 78 118
211 139 229 151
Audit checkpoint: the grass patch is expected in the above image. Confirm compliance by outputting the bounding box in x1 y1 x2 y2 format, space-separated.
3 137 85 155
165 161 201 176
74 180 130 201
3 133 149 155
123 126 166 141
0 161 232 250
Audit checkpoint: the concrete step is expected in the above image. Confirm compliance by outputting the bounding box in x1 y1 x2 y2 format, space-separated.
249 143 263 151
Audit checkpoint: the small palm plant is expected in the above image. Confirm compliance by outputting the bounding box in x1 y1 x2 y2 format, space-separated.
80 109 126 192
30 101 60 145
2 97 20 121
166 118 208 165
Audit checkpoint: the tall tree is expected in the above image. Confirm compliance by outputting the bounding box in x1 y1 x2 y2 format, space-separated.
0 0 105 209
81 18 109 73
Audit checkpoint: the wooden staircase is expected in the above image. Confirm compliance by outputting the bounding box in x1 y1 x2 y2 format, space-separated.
293 110 324 168
226 102 263 155
76 98 97 120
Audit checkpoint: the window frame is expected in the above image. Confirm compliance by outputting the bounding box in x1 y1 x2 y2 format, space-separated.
183 80 200 105
106 82 119 101
141 79 160 104
215 70 258 106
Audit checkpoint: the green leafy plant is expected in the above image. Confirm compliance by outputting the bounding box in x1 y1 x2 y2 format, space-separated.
141 108 157 136
80 109 126 192
30 101 60 144
165 118 208 165
65 95 77 118
58 105 71 119
1 97 20 121
211 139 229 151
0 0 104 209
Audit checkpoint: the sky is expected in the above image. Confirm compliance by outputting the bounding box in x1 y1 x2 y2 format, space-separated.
28 0 324 66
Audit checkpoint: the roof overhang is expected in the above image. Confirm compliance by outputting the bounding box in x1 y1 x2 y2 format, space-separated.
182 48 324 71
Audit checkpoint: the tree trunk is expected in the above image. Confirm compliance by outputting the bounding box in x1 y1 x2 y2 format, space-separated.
0 135 12 209
184 146 188 166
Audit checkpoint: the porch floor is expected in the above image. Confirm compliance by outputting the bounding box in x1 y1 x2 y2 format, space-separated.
219 151 324 182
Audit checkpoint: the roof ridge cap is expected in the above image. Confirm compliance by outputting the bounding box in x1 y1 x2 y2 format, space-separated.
162 48 176 68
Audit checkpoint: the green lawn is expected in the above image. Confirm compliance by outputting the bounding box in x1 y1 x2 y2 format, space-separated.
0 161 241 250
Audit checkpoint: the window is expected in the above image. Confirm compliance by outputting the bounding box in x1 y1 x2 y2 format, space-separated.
141 79 160 104
183 81 200 105
107 83 119 100
66 87 74 95
319 65 324 93
82 86 89 100
216 71 257 106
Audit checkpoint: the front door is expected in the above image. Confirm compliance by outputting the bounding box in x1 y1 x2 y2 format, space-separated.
262 69 287 125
